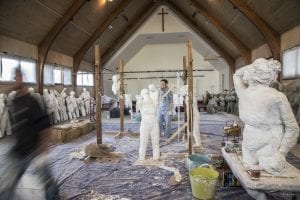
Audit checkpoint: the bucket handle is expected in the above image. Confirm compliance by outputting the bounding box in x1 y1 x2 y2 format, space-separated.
199 164 213 169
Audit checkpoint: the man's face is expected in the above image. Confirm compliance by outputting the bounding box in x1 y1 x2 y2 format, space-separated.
160 81 167 89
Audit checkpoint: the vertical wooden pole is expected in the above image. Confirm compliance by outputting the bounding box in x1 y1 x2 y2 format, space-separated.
187 40 193 155
95 45 102 145
119 60 125 133
183 56 188 135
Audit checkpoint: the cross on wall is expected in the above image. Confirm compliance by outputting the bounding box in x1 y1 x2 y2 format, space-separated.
158 7 168 32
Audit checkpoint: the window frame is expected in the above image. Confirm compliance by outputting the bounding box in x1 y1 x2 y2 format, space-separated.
282 45 300 80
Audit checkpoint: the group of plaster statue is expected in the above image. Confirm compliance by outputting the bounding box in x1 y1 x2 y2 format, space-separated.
206 89 239 115
0 87 92 138
234 58 299 175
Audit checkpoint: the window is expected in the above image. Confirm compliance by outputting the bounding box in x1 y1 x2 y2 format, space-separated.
20 60 36 83
64 68 72 85
54 67 62 84
77 71 94 86
1 57 19 81
0 55 37 83
44 64 54 85
282 45 300 79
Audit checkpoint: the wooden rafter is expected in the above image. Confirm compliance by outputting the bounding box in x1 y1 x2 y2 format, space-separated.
165 0 235 72
37 0 87 93
229 0 280 60
73 0 132 85
189 0 251 64
102 1 160 65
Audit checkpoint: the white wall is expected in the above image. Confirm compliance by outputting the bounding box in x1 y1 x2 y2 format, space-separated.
114 43 221 99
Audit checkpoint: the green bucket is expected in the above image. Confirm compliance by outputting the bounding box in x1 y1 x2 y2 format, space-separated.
189 164 219 200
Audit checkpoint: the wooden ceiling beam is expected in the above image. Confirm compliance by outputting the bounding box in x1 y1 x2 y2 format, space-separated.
37 0 87 93
189 0 251 64
73 0 132 76
229 0 280 60
102 1 161 66
164 0 235 72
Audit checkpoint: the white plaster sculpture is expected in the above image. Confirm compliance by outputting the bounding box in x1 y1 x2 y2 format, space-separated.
148 84 159 115
81 88 91 115
111 75 120 95
0 94 11 138
77 97 86 117
60 88 69 121
7 91 16 107
54 90 68 122
50 89 61 124
192 96 202 147
124 94 133 118
43 89 55 124
233 58 299 175
28 87 45 110
138 89 160 161
66 91 80 120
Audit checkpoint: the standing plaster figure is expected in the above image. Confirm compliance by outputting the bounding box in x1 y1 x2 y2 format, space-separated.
81 88 91 115
49 89 60 124
77 96 86 117
138 89 160 161
112 75 120 95
234 58 299 175
0 94 11 138
66 91 78 120
43 89 55 124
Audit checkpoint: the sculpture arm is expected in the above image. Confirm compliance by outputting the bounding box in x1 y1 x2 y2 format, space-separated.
233 68 247 98
278 94 300 155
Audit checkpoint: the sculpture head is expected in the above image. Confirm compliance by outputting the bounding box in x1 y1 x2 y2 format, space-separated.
70 91 75 97
112 75 118 82
28 87 34 93
83 88 87 92
243 58 281 87
148 84 156 92
43 89 49 95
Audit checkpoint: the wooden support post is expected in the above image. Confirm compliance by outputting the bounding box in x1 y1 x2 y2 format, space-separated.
187 40 193 155
119 60 125 132
95 45 102 145
183 56 187 135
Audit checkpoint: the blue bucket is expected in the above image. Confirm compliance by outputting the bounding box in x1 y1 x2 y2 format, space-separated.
186 154 210 171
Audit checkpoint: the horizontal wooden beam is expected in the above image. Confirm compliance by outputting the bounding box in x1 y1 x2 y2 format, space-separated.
38 0 87 93
165 0 235 72
229 0 280 60
102 1 160 65
190 0 251 64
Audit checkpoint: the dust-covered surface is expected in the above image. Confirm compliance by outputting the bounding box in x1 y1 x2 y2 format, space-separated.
1 113 299 199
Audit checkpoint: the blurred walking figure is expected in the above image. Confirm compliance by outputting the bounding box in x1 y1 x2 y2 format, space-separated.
0 69 60 199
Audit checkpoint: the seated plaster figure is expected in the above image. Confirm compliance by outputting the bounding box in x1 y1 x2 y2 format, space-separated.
111 75 120 95
206 96 219 114
0 94 11 138
233 58 299 175
28 87 45 110
138 89 160 161
50 89 61 124
77 96 86 117
43 89 55 124
81 88 91 115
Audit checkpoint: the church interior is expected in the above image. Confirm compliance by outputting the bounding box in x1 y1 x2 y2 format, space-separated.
0 0 300 199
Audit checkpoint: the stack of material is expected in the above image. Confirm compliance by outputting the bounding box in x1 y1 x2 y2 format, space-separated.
52 119 95 143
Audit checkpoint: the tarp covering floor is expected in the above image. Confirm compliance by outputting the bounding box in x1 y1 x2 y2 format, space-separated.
1 113 299 199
